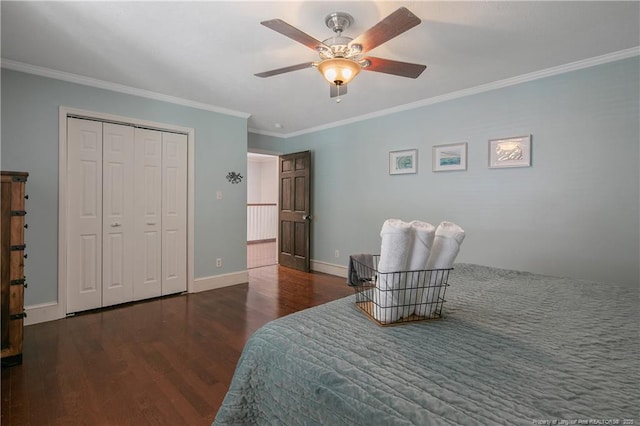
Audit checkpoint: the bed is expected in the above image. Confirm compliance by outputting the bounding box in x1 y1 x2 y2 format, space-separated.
213 263 638 425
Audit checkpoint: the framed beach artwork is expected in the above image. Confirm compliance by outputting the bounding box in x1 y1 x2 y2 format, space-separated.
432 143 467 172
389 149 418 175
489 135 531 168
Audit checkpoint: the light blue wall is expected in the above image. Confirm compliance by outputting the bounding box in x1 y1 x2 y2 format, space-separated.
250 57 640 286
1 69 248 306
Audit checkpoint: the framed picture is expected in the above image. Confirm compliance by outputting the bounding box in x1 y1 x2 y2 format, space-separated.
432 142 467 172
389 149 417 175
489 135 532 168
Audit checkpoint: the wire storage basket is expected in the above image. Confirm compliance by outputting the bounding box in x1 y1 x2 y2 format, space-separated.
349 255 452 326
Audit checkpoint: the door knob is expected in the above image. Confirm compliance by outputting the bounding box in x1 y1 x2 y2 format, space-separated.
302 214 312 221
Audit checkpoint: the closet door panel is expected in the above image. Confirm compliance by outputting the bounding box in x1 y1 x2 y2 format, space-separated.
134 128 162 300
161 133 187 295
67 118 103 313
102 123 135 307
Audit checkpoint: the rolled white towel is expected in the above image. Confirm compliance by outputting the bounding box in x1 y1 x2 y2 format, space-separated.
375 219 412 324
415 221 465 317
401 221 436 318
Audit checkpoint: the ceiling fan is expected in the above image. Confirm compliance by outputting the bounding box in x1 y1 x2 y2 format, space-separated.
255 7 427 100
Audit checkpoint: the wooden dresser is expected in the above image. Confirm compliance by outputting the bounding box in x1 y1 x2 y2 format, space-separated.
1 171 28 366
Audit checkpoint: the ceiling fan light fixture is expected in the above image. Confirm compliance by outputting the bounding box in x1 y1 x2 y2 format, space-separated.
317 58 361 86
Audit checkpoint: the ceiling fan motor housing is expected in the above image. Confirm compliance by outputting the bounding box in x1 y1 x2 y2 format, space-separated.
319 36 359 59
320 12 362 60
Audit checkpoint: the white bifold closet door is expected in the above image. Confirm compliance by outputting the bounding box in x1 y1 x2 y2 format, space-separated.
67 118 187 313
103 122 135 307
67 118 105 312
160 132 188 296
133 128 162 301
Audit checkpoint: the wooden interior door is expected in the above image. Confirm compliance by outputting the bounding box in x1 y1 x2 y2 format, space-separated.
279 151 311 272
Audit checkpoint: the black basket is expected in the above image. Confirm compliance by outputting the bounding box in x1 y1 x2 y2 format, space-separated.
350 255 451 326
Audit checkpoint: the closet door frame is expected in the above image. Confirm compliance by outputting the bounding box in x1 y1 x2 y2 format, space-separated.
58 107 195 316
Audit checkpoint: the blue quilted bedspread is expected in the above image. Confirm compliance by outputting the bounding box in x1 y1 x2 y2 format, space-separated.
213 264 638 425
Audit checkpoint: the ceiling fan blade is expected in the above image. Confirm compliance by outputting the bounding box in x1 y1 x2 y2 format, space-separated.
349 7 421 54
261 19 326 51
255 62 315 78
329 84 348 98
363 57 426 79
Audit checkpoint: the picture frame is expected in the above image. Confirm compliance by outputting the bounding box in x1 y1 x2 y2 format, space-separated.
489 135 532 168
389 149 417 175
432 142 467 172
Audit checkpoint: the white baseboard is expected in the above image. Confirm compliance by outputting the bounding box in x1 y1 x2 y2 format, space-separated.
311 260 348 278
25 271 249 325
25 302 64 326
25 266 338 325
192 270 249 293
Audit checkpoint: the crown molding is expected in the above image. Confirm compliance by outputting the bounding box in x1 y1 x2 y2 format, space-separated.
3 46 637 138
262 47 640 139
247 127 286 138
0 59 251 119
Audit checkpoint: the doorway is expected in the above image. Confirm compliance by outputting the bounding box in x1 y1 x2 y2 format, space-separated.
247 153 278 268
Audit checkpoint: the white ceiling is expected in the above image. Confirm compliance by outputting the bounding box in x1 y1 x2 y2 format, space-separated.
2 1 638 137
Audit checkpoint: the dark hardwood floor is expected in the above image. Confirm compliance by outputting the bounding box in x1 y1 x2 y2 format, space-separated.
1 265 353 425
